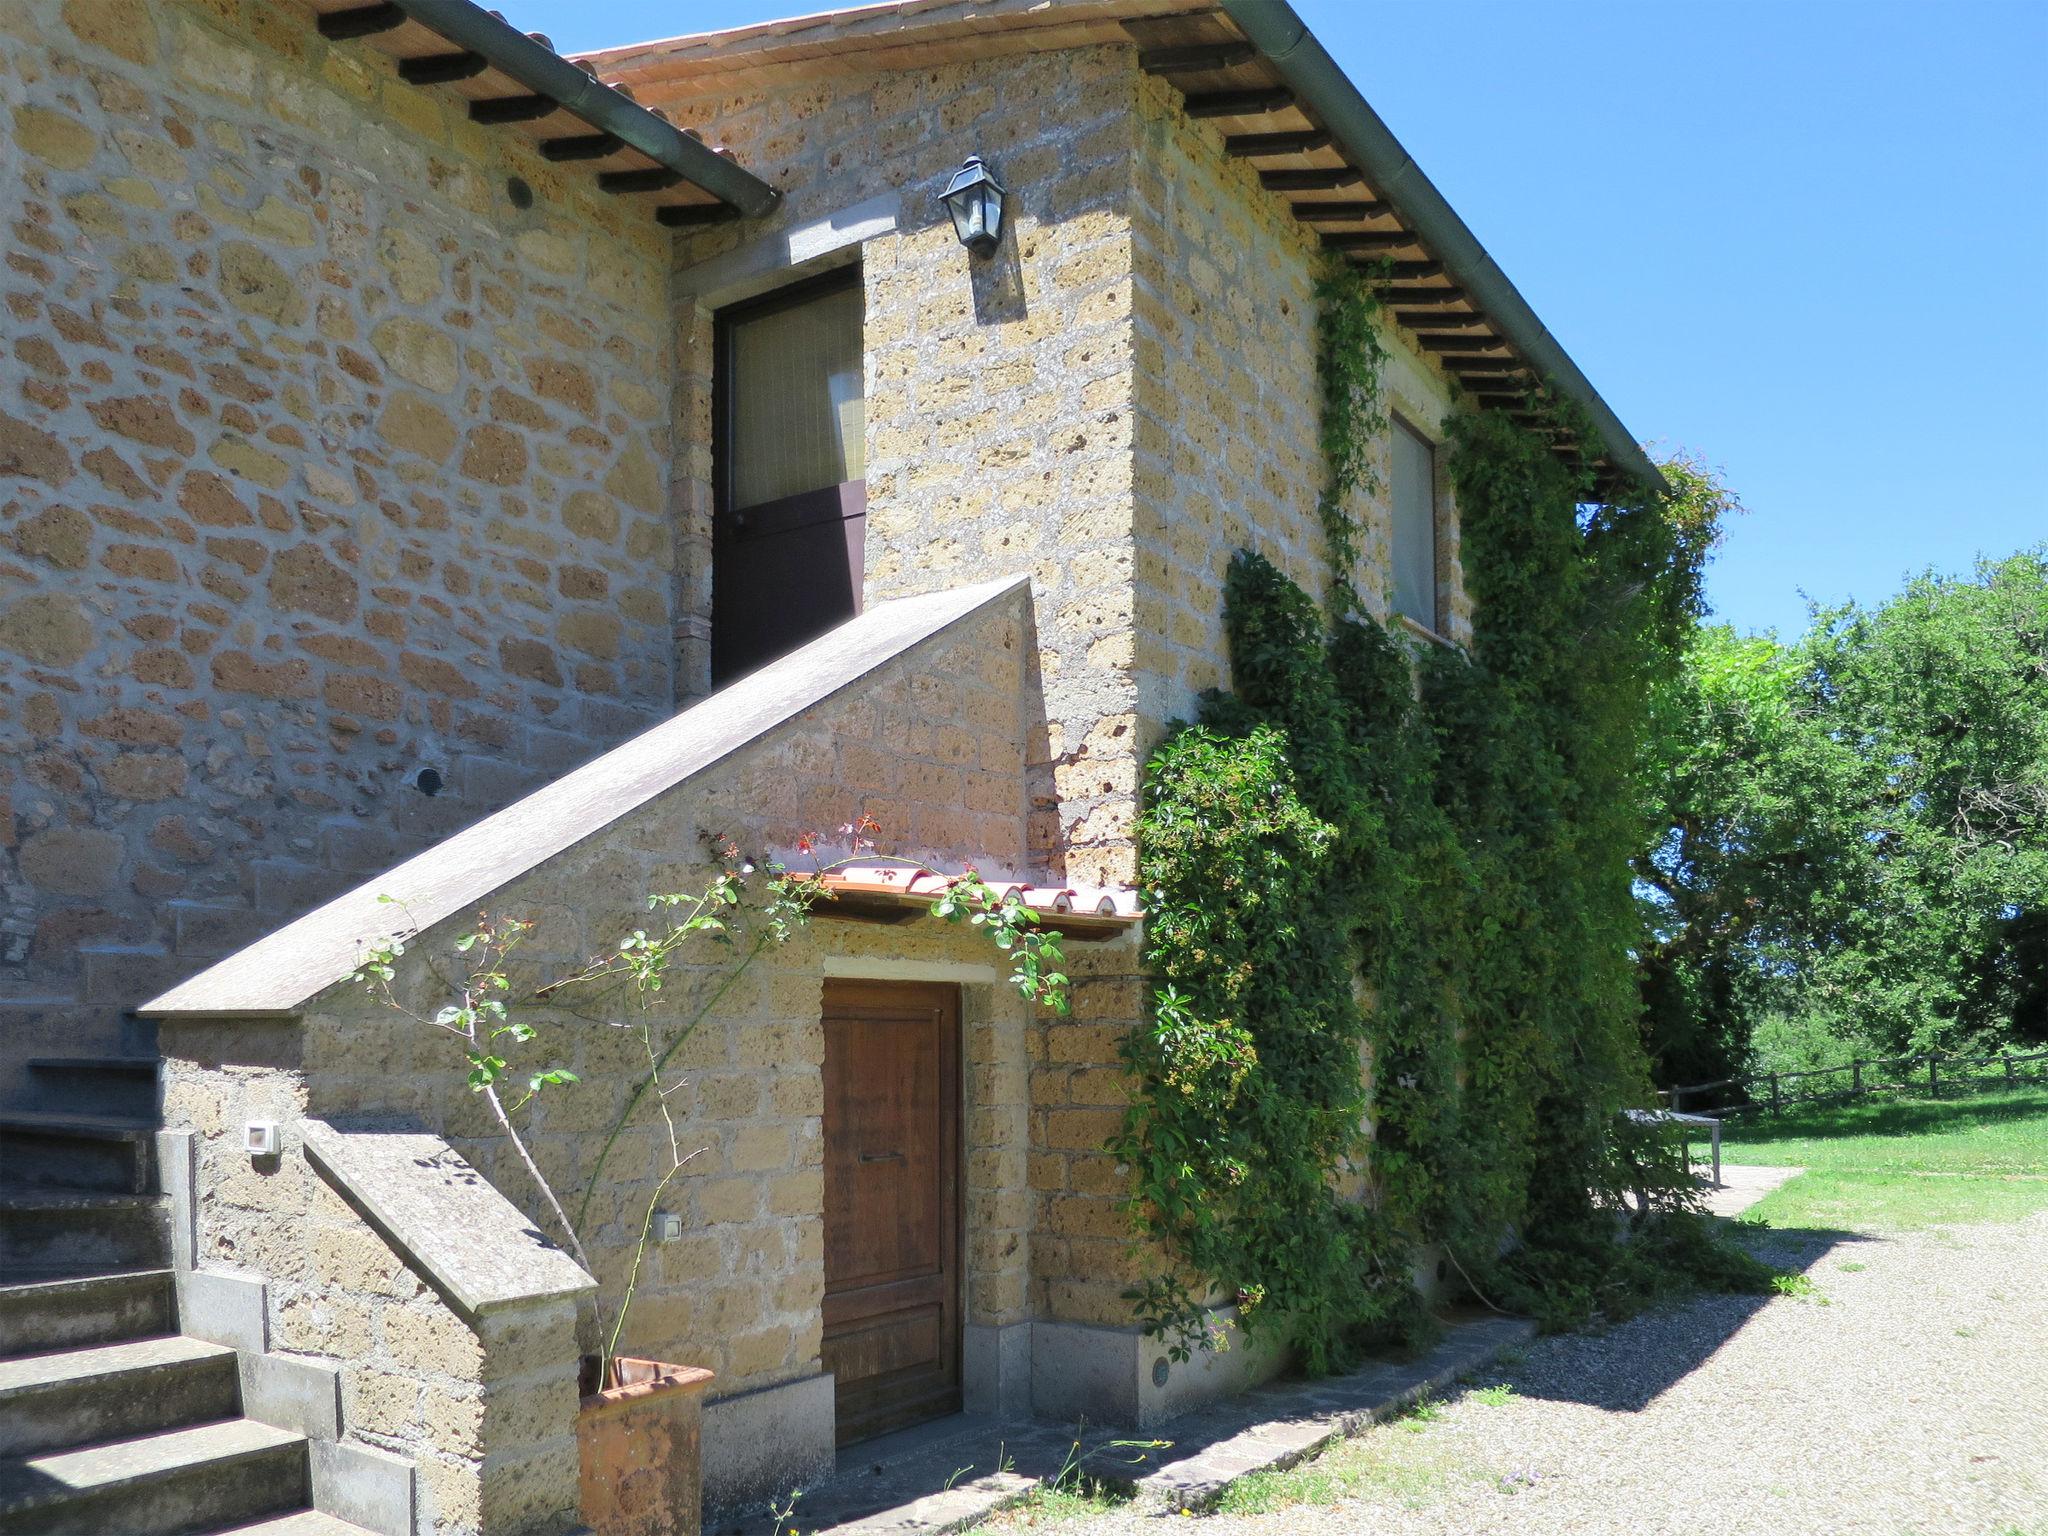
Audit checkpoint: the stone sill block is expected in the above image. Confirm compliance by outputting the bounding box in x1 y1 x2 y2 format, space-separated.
300 1119 592 1321
1134 1313 1537 1510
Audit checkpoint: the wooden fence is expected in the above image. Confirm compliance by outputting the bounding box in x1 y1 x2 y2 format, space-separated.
1666 1048 2048 1116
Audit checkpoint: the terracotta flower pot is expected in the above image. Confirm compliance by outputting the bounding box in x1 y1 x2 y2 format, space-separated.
578 1356 717 1536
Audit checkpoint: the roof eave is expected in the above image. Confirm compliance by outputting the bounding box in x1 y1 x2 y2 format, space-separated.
319 0 782 219
1218 0 1663 495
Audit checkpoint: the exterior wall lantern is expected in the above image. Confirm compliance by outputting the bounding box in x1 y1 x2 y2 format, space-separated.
937 155 1006 256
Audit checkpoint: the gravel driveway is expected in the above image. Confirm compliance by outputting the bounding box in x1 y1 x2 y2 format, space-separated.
1029 1207 2048 1536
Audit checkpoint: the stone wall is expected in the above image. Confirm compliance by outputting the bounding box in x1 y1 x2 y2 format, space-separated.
1128 69 1473 741
643 45 1146 891
1026 960 1149 1329
620 40 1478 1345
627 39 1473 890
626 44 1185 1352
161 593 1039 1440
158 1061 589 1536
0 0 681 1085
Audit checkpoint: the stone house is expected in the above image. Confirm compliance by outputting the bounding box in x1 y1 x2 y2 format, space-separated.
0 1 1656 1532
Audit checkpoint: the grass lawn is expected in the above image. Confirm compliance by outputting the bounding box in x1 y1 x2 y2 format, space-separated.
1719 1085 2048 1231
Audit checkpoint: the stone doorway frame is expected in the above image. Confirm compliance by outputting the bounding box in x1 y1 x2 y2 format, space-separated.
820 954 1033 1418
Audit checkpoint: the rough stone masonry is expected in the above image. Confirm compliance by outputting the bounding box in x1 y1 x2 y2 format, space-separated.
1 0 681 1088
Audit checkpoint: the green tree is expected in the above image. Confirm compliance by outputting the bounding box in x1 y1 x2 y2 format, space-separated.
1803 550 2048 1051
1642 548 2048 1082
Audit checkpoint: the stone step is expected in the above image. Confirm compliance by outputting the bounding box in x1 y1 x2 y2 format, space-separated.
317 818 405 878
80 946 190 1008
0 1334 237 1457
250 860 347 921
205 1515 385 1536
167 901 261 961
0 1002 99 1101
0 1270 173 1356
0 1010 143 1116
121 1012 161 1059
0 1189 170 1279
0 1112 158 1195
202 1510 382 1536
25 1056 158 1120
0 1418 307 1536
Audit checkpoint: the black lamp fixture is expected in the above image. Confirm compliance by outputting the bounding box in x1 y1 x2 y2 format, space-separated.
937 155 1007 256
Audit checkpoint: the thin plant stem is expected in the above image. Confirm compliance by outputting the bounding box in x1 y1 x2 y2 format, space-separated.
602 1021 705 1380
573 930 772 1235
480 1075 610 1353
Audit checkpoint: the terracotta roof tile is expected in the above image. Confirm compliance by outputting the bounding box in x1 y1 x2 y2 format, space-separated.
814 861 1141 934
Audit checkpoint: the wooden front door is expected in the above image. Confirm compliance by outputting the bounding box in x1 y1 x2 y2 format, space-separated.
821 980 961 1444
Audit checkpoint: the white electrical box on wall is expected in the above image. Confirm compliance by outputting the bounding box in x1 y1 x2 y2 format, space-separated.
243 1121 278 1157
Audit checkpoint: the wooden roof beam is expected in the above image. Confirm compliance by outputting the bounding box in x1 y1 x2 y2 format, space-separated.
399 51 489 86
317 3 404 40
1375 286 1466 307
1138 43 1258 75
1225 130 1330 157
1396 310 1492 330
1290 200 1393 223
599 167 686 194
470 94 558 124
1261 167 1364 192
1364 261 1446 282
1183 88 1293 119
1418 333 1508 353
655 204 742 228
541 131 624 162
1322 231 1419 254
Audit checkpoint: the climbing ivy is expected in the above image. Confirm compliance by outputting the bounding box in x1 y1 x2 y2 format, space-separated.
1311 261 1390 614
1117 290 1768 1365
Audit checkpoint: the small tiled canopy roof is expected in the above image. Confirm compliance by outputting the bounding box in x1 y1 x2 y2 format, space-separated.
585 0 1660 495
814 864 1141 941
305 0 778 225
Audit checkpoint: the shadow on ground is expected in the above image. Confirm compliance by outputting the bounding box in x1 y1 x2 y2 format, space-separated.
1501 1223 1872 1414
1722 1090 2048 1145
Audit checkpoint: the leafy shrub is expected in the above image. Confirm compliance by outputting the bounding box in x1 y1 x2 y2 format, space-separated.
1116 291 1748 1361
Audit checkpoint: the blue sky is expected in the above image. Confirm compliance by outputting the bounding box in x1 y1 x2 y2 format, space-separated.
504 0 2048 637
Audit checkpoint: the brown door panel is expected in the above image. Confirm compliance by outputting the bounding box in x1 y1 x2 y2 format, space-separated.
820 1302 945 1385
833 1373 965 1447
822 1270 949 1329
821 980 961 1445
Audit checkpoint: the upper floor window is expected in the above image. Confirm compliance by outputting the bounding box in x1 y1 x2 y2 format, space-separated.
712 266 866 684
1390 416 1438 633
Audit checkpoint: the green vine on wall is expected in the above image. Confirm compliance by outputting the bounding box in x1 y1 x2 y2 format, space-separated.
1312 261 1390 615
1117 291 1768 1366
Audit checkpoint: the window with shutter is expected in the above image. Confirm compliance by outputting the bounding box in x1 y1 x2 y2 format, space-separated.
1390 415 1438 632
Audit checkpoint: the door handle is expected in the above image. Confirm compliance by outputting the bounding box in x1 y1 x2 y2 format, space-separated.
858 1150 904 1164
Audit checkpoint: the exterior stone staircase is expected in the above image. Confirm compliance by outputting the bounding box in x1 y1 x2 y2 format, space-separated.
6 770 536 1110
0 1025 377 1536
